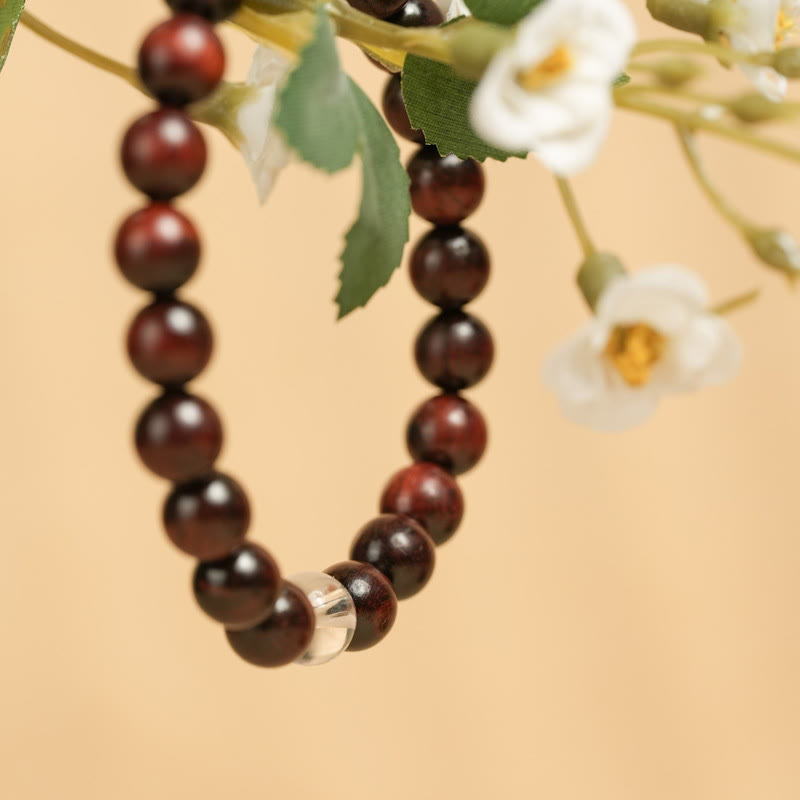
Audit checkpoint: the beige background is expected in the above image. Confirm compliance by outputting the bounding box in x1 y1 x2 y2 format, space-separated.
2 2 800 798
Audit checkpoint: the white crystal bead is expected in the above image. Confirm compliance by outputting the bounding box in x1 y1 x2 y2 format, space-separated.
289 571 357 666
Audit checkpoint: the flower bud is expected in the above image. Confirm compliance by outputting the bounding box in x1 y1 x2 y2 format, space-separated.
728 92 797 123
747 229 800 279
577 252 627 310
646 0 711 37
773 47 800 78
648 58 705 88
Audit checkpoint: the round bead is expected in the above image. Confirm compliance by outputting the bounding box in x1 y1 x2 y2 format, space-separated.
114 204 200 293
350 514 436 600
127 298 213 386
325 561 398 651
163 472 250 560
406 394 487 476
165 0 243 22
346 0 406 17
138 15 225 107
386 0 445 27
121 109 207 200
408 146 485 225
135 391 223 481
414 310 494 392
288 572 357 666
193 543 281 629
226 581 315 668
410 226 490 309
382 74 424 144
380 463 464 545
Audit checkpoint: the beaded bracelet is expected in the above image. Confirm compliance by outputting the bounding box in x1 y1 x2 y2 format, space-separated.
115 0 491 668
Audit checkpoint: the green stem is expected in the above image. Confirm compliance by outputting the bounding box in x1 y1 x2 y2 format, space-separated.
555 177 596 257
710 287 761 316
19 10 141 90
632 38 772 66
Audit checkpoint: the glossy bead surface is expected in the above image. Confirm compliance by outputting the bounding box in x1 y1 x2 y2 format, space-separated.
138 15 225 107
325 561 398 651
410 226 490 308
407 394 487 475
135 391 223 481
346 0 406 17
121 109 207 200
408 146 485 225
386 0 444 27
350 514 436 600
226 582 315 668
289 572 357 666
166 0 243 21
380 462 464 545
127 298 213 386
114 204 200 293
382 74 424 144
193 543 281 629
163 472 250 560
415 310 494 391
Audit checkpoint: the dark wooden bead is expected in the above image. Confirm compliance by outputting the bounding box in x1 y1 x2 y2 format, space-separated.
380 462 464 545
408 146 485 225
115 204 200 293
382 74 424 144
165 0 243 22
407 394 487 476
193 543 281 629
386 0 444 27
138 15 225 107
325 561 398 651
346 0 406 17
127 298 213 386
414 310 494 392
350 514 436 600
226 581 315 667
135 391 223 481
164 472 250 559
410 225 490 308
121 109 206 200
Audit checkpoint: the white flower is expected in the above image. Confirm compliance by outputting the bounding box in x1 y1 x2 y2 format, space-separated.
543 266 742 432
469 0 636 175
694 0 800 99
236 46 293 204
437 0 471 21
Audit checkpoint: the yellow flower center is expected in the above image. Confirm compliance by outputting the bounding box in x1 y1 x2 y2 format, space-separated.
516 45 573 92
604 324 667 387
776 9 796 46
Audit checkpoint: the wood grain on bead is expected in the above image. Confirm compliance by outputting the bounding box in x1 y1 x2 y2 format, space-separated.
410 226 490 308
408 146 485 225
121 109 206 200
350 514 436 600
135 391 223 481
115 204 200 292
414 310 494 392
138 15 225 107
127 298 213 386
325 561 398 651
407 394 487 476
164 472 250 560
226 581 316 667
385 0 444 26
193 543 280 629
382 74 425 144
166 0 243 22
380 462 464 545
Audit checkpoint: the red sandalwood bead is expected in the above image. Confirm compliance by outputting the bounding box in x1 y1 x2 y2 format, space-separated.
410 226 490 309
135 391 223 481
121 109 207 200
166 0 243 21
346 0 407 17
325 561 398 651
380 462 464 545
406 394 487 476
386 0 444 26
350 514 436 600
193 542 281 629
382 74 424 144
138 15 225 107
114 204 201 293
408 146 485 225
163 472 250 560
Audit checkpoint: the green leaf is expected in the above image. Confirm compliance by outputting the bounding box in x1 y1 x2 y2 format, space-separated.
464 0 541 25
274 9 359 172
336 79 410 318
402 55 525 163
0 0 25 74
614 73 631 88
